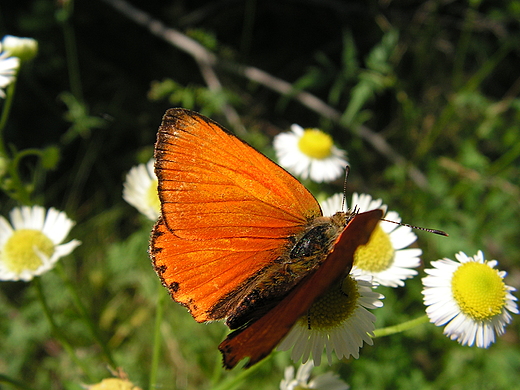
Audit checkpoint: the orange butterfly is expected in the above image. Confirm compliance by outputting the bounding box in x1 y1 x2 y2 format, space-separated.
149 108 382 369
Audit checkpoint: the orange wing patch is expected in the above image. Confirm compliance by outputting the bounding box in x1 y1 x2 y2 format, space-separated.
151 217 287 322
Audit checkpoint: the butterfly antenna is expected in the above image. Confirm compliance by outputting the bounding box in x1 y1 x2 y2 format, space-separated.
381 218 449 237
340 165 443 235
341 165 350 212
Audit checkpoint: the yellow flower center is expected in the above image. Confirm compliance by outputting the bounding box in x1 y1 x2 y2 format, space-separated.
147 179 161 214
297 129 333 159
2 229 54 273
88 378 142 390
353 224 394 273
451 261 506 321
300 276 359 330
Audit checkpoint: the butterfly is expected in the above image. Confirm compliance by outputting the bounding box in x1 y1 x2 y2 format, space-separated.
149 108 383 369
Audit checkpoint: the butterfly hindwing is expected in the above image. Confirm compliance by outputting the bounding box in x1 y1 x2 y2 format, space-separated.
218 209 383 368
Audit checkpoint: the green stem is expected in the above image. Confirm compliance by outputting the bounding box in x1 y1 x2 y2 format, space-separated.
451 3 478 89
5 148 44 205
0 71 44 205
210 326 229 386
211 354 271 390
60 0 84 102
149 282 166 390
0 78 18 157
373 315 430 338
34 277 95 381
55 263 117 370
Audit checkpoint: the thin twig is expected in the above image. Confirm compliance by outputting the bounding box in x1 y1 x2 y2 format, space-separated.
100 0 428 188
100 0 246 135
196 58 246 136
438 157 520 208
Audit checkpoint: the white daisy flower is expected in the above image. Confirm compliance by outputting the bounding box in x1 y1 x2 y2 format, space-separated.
280 360 349 390
123 159 160 221
1 35 38 62
322 192 422 287
0 42 20 99
278 270 384 366
319 193 346 217
273 124 347 183
422 251 518 348
0 206 81 281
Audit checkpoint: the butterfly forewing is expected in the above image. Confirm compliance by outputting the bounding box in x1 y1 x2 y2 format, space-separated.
151 109 321 323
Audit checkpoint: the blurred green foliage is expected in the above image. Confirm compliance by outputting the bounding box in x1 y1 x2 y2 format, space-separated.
0 0 519 389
